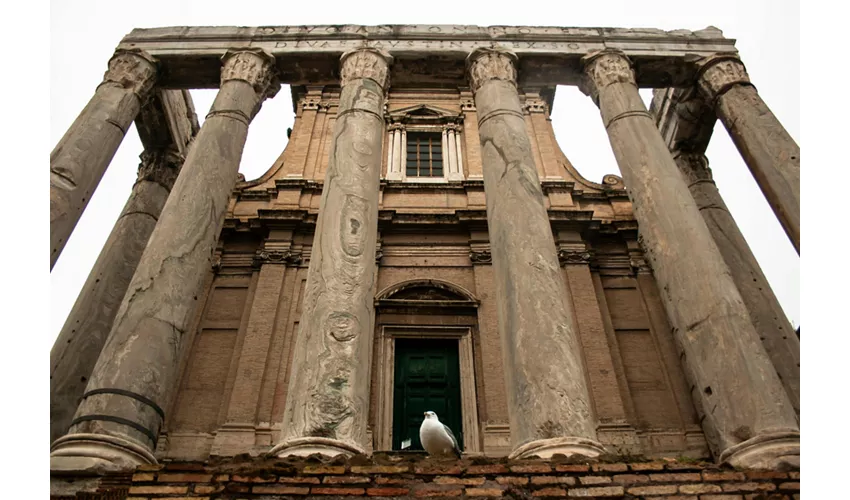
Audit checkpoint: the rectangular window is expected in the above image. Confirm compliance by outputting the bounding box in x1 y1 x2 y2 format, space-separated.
405 132 443 178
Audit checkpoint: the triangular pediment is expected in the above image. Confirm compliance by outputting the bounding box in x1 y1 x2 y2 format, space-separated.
389 104 458 120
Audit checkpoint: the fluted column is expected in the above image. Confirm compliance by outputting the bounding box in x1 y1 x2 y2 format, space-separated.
51 49 157 270
580 49 799 468
270 48 392 458
697 55 800 254
466 47 604 460
50 48 279 473
675 151 800 414
50 148 184 446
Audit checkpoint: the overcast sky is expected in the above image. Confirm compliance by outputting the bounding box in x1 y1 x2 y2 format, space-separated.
49 0 800 345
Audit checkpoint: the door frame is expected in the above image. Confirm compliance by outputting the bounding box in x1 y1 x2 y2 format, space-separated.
375 325 481 453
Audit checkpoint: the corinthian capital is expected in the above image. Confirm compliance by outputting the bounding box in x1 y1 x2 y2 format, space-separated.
466 47 518 93
579 50 635 104
137 148 184 190
340 48 393 89
673 152 714 185
221 48 281 99
696 54 752 104
100 49 158 101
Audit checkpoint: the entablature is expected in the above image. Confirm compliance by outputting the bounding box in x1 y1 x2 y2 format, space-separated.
118 24 736 89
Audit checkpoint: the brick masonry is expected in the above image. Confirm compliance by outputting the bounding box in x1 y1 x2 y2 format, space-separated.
51 456 800 499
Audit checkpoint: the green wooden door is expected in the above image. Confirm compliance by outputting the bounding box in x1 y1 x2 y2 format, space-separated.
392 338 463 451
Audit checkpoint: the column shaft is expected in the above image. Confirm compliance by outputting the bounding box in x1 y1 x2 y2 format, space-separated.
467 48 604 459
50 48 279 473
581 50 799 468
698 56 800 253
50 149 183 445
51 50 157 269
447 128 460 180
676 152 800 413
271 48 392 458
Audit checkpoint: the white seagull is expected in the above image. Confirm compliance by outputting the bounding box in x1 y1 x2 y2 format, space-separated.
419 411 461 458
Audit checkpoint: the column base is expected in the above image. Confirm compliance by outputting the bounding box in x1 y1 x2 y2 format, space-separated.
268 437 366 458
50 433 157 474
719 429 800 469
508 436 607 460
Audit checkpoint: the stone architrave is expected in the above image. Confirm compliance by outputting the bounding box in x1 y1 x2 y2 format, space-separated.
49 148 184 446
50 48 279 473
51 49 158 270
581 49 799 468
270 48 392 458
697 55 800 254
466 47 605 460
675 151 800 413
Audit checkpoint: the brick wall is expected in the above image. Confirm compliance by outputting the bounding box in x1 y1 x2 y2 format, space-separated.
54 456 800 499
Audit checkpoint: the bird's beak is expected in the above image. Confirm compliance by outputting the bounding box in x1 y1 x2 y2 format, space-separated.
423 412 427 416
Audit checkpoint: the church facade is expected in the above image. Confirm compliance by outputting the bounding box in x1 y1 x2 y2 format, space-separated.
50 25 800 490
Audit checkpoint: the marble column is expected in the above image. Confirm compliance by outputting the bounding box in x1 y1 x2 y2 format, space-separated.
270 48 392 458
51 50 157 270
50 148 184 446
50 48 279 473
387 123 403 181
675 151 800 414
466 47 605 459
697 55 800 254
580 49 799 468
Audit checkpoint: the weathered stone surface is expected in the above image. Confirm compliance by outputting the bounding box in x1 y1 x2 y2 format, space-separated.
50 48 279 472
50 49 157 269
697 55 800 254
50 148 185 445
271 49 392 458
467 47 603 459
651 88 800 416
581 49 799 468
116 25 737 88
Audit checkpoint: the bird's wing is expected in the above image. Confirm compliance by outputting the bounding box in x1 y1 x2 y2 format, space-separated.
442 423 462 457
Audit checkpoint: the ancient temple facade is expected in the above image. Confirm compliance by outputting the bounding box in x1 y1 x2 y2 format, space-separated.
49 25 800 493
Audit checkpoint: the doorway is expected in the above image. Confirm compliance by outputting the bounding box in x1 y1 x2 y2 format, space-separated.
391 338 463 451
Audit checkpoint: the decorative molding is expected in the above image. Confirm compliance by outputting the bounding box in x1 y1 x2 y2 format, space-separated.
580 50 635 103
460 99 476 112
469 249 492 265
601 174 626 191
523 98 548 114
558 249 594 266
220 48 280 99
673 152 714 185
340 48 393 89
136 148 184 190
696 54 751 103
466 47 518 93
101 49 158 102
252 249 302 267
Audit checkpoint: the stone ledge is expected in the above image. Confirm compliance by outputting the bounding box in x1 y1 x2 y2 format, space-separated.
50 455 799 499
